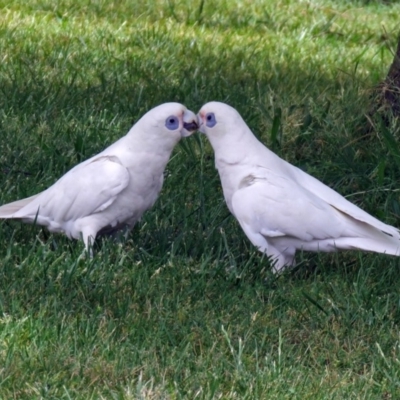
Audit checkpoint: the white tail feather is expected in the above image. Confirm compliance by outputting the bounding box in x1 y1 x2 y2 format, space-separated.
334 235 400 256
0 194 39 218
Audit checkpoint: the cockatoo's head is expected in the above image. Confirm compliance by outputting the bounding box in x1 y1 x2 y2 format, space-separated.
132 103 198 148
197 102 246 145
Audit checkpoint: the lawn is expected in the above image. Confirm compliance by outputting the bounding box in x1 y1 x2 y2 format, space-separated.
1 0 400 398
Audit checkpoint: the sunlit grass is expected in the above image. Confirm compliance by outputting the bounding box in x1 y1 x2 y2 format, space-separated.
1 0 400 398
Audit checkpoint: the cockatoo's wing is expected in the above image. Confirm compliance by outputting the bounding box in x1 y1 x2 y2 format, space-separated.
289 165 400 238
232 170 400 260
0 194 40 217
4 155 129 223
232 171 347 243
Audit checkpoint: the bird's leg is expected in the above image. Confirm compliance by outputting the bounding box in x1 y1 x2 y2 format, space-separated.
81 229 97 259
268 248 296 274
238 225 292 273
123 226 133 241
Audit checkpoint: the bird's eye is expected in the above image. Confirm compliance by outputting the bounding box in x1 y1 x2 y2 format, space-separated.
205 112 217 128
165 115 179 130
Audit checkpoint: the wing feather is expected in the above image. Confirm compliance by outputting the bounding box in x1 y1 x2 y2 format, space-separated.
288 163 400 237
0 194 40 217
12 155 130 221
231 173 350 243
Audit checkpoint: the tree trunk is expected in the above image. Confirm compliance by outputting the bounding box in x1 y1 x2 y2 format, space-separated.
377 35 400 116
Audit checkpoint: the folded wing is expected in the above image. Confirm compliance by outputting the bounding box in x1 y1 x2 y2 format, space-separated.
0 155 130 224
232 169 400 256
289 164 400 238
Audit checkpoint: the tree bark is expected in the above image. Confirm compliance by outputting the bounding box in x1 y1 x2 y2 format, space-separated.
377 35 400 116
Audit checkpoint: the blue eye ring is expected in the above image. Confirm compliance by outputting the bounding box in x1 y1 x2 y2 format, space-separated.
205 112 217 128
165 115 179 130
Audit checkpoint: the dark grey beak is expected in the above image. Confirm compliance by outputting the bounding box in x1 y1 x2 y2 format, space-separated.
183 120 199 132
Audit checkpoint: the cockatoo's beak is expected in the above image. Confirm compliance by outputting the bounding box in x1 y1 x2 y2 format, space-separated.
181 110 199 137
197 112 206 134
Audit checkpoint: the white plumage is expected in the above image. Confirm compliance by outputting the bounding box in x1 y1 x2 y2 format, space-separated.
197 101 400 272
0 103 198 251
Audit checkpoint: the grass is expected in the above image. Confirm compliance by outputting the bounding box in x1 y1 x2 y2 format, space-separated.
1 0 400 397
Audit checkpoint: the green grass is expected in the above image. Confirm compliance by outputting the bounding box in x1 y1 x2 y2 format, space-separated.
1 0 400 398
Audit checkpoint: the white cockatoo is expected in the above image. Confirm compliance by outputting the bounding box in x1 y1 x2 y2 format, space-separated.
0 103 198 252
197 101 400 272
